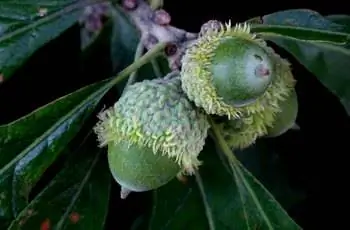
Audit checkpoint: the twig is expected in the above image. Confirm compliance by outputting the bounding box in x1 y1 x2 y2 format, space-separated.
109 42 167 87
121 0 198 70
126 40 145 87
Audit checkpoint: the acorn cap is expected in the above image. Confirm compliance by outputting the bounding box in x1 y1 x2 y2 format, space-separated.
181 22 296 120
94 72 210 175
220 106 276 149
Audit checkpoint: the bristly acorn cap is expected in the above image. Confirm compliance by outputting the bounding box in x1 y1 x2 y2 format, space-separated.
93 72 210 175
180 21 296 120
219 107 276 150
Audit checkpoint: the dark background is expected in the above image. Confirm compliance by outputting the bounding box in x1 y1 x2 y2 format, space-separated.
0 0 349 229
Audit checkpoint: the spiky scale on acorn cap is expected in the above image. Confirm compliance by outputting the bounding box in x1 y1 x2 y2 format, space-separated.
266 89 299 137
220 106 276 149
180 22 296 120
93 72 210 199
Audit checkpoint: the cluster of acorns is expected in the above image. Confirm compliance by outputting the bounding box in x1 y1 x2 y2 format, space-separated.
93 22 298 199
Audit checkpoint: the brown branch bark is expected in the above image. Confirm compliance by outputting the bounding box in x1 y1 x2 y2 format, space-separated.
121 0 199 70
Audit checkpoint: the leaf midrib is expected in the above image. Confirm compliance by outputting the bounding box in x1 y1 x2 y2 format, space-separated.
262 32 350 55
54 150 101 229
209 117 278 230
251 24 350 38
0 80 110 176
231 161 273 230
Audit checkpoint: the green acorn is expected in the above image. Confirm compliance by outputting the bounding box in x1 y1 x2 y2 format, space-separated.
182 21 297 150
93 72 210 198
180 22 295 120
266 89 299 137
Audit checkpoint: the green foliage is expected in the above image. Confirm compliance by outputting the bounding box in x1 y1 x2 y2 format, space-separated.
0 0 95 82
250 9 350 114
7 135 111 230
0 2 348 230
0 78 109 218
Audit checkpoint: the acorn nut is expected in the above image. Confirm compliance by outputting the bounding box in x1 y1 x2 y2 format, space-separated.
266 89 299 137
